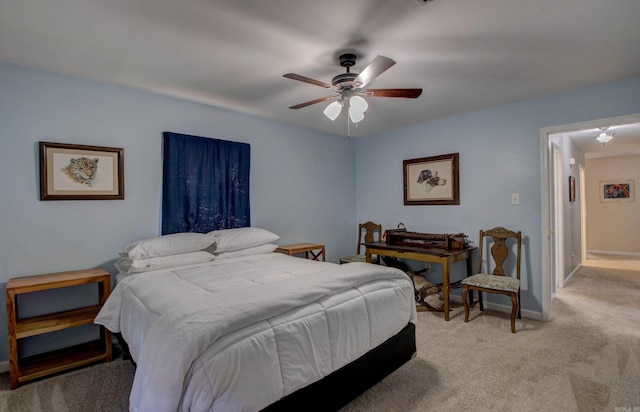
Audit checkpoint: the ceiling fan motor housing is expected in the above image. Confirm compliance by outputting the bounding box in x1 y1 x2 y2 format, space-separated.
333 53 359 89
339 53 357 68
332 73 358 89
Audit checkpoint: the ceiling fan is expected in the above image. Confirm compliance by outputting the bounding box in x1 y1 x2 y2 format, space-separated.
283 53 422 124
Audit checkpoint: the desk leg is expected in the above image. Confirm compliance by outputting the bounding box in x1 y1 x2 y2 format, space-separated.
465 252 474 305
365 251 372 263
442 260 450 321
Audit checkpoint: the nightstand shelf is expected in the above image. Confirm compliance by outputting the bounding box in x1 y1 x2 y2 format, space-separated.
17 340 110 384
6 268 112 389
15 305 103 339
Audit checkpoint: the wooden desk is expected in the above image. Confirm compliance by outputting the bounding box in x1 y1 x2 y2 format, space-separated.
363 241 473 321
275 243 326 261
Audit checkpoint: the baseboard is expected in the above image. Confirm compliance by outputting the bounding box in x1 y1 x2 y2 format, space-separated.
564 264 581 285
587 250 640 258
0 360 8 373
449 294 542 321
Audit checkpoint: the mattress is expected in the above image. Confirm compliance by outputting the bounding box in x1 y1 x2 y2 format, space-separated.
95 252 416 412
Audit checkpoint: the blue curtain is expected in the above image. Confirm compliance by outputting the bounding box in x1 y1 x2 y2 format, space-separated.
162 132 250 234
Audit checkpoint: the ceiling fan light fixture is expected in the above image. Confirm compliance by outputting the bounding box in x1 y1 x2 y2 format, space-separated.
349 108 365 124
348 95 368 124
349 95 368 112
323 101 342 121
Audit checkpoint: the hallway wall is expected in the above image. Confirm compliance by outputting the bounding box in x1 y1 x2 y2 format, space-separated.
585 154 640 255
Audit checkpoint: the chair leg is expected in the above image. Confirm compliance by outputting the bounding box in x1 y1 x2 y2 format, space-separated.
462 285 470 322
478 291 484 312
510 293 518 333
517 290 522 319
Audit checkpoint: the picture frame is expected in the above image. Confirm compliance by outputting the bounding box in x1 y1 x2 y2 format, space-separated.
599 180 634 203
403 152 459 205
569 176 576 202
39 142 124 200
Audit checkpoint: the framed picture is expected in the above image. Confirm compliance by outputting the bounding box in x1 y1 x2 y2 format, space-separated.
403 152 459 205
569 176 576 202
39 142 124 200
599 180 634 203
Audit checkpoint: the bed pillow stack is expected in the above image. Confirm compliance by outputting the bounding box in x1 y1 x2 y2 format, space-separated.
115 232 216 274
207 227 279 260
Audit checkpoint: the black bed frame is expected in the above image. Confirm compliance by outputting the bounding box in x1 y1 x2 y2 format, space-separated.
116 322 416 411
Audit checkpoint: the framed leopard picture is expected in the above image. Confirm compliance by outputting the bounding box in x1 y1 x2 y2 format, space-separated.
39 142 124 200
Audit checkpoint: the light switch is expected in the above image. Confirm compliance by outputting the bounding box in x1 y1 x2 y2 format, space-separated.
511 193 520 205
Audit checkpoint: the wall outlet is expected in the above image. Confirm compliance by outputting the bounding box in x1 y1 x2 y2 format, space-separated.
511 193 520 205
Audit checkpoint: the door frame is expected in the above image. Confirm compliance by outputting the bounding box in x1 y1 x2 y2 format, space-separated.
539 113 640 321
579 164 587 263
552 144 564 292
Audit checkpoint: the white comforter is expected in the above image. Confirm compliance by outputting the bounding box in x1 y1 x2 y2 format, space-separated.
95 253 416 412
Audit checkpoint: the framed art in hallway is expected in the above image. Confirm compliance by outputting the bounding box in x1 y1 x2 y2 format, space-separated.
39 142 124 200
599 180 634 203
569 176 576 202
403 152 459 205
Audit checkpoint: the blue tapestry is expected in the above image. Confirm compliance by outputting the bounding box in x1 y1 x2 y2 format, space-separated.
162 132 250 234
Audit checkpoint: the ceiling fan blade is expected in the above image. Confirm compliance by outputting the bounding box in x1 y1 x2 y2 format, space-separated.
289 96 336 109
283 73 335 89
364 88 423 98
351 56 396 89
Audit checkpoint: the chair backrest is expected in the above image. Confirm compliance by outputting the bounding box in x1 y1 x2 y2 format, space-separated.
477 227 522 279
356 221 382 254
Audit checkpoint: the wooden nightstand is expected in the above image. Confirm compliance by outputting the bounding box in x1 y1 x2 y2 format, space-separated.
5 267 112 389
275 243 326 261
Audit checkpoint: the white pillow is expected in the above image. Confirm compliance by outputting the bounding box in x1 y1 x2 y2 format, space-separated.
120 232 215 260
214 243 278 260
207 227 279 253
114 251 215 274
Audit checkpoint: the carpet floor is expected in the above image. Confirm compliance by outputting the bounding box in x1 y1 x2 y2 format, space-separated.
1 261 638 412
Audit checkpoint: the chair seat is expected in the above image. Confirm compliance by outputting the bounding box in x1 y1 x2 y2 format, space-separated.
339 254 367 263
462 273 520 293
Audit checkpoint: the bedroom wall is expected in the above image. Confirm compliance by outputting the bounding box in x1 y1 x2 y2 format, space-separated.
355 75 640 316
0 61 356 362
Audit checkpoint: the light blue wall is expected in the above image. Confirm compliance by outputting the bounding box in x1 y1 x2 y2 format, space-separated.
2 58 640 362
0 61 356 361
355 75 640 314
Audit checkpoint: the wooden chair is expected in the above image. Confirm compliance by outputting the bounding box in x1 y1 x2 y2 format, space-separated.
339 221 382 264
462 227 522 333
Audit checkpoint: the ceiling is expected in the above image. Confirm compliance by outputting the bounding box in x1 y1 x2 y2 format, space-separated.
2 0 640 138
563 122 640 159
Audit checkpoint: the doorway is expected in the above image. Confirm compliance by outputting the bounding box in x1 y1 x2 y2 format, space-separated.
539 113 640 321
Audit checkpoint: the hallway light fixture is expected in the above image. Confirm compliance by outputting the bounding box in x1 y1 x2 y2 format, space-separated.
595 127 614 146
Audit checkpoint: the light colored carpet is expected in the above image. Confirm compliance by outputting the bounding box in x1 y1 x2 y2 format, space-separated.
341 263 640 412
0 357 134 411
1 263 638 412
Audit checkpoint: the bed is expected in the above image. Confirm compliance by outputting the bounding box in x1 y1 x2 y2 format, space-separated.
95 229 417 412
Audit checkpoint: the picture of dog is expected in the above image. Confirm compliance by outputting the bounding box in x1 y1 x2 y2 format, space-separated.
417 169 447 193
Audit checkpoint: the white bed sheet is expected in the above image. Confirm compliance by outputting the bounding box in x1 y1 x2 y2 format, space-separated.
95 252 416 412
